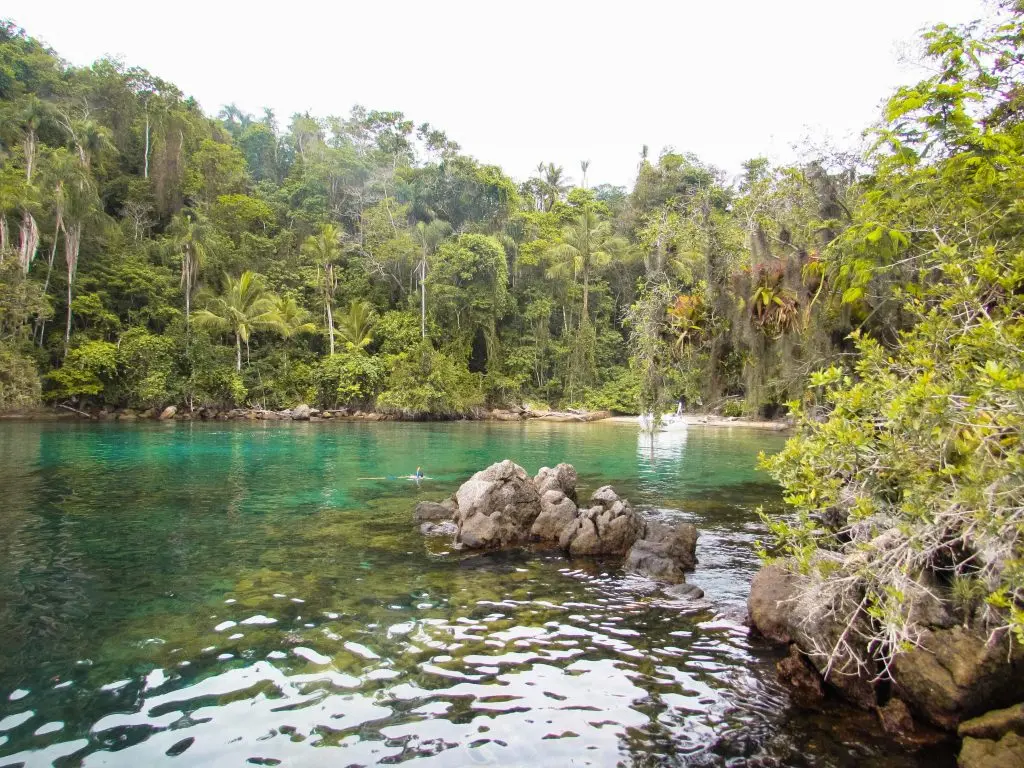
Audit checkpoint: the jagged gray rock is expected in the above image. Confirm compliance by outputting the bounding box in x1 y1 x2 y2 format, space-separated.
534 463 578 502
624 520 697 583
530 489 579 541
454 460 542 549
559 486 644 556
291 404 312 420
414 463 701 588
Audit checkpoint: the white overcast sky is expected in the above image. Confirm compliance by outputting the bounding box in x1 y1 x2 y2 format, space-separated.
7 0 993 187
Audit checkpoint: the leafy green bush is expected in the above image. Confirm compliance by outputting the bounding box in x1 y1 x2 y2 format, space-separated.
248 354 315 409
373 311 422 357
0 343 41 410
184 328 246 408
46 341 118 403
377 341 483 417
115 328 178 408
316 351 386 409
583 367 641 413
721 400 744 418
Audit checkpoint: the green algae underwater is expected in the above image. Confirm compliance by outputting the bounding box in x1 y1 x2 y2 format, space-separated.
0 421 952 767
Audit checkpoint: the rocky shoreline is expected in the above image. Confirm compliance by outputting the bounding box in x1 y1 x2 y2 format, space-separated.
1 404 791 429
414 460 704 595
747 562 1024 766
1 404 617 423
425 460 1024 765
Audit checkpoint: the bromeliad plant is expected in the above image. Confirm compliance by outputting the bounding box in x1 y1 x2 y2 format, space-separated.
748 264 800 339
666 293 705 351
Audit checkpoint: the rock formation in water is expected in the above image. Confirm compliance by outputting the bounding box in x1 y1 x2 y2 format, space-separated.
454 460 542 548
415 460 699 586
747 560 1024 761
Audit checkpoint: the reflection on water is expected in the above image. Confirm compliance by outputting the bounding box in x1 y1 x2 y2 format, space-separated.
638 426 689 468
0 422 950 767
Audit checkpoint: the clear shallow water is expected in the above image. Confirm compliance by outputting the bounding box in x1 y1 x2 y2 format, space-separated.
0 421 949 767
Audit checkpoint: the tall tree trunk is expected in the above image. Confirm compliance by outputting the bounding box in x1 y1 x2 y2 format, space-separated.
581 268 589 326
24 131 35 183
0 216 7 263
144 108 150 180
183 251 192 331
63 223 82 358
64 271 73 357
18 211 40 275
235 333 242 372
36 223 61 345
326 300 335 355
421 257 427 338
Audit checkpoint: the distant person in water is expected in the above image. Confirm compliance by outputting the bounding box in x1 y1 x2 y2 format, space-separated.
415 466 424 486
676 397 686 416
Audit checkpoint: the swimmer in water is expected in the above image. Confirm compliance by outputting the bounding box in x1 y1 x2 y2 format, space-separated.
415 466 423 486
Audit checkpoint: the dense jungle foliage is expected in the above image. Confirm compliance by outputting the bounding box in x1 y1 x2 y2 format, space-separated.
0 15 868 417
0 5 1019 432
763 2 1024 672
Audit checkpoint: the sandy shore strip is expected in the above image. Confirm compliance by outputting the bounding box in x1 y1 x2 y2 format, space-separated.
605 414 790 431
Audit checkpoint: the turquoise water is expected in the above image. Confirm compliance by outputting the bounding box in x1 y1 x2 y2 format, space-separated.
0 421 948 767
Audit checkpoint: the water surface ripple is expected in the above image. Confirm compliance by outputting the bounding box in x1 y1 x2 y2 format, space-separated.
0 421 949 766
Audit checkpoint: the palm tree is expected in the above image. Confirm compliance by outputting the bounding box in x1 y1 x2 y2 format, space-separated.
58 158 101 356
547 208 627 323
336 299 375 351
261 107 277 131
543 163 570 211
34 149 86 343
168 211 210 326
414 219 452 338
218 103 252 136
272 294 316 338
192 271 283 371
20 95 51 184
301 223 342 354
62 117 115 170
580 159 590 189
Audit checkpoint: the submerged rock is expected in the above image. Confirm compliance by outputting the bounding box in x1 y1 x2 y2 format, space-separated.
624 520 697 583
776 644 825 709
420 520 458 537
876 698 918 741
959 731 1024 768
413 499 455 523
454 460 542 549
664 583 705 599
